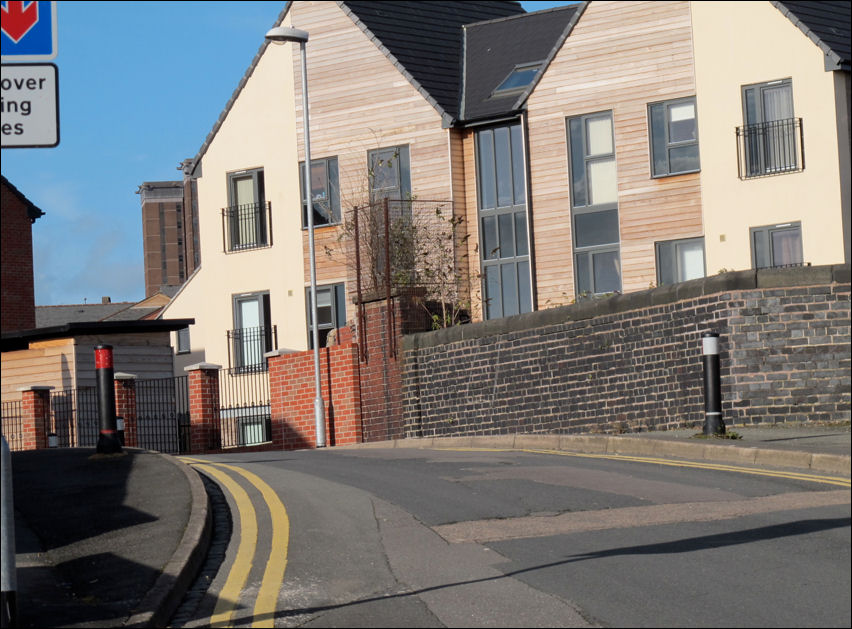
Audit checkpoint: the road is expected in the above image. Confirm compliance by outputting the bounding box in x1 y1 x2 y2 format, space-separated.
171 446 851 628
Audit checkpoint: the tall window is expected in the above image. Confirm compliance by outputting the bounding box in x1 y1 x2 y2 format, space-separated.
306 283 346 349
476 123 532 320
567 111 621 295
656 237 705 285
300 157 340 227
751 222 803 269
649 97 700 177
231 292 273 371
224 169 268 251
368 146 410 202
741 79 799 177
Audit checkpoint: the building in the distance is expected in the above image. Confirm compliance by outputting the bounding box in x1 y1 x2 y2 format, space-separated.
137 166 200 298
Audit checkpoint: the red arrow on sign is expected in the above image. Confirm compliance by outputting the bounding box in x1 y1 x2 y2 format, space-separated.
1 1 39 44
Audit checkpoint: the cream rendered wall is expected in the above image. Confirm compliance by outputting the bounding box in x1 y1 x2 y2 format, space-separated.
692 1 846 273
163 21 307 374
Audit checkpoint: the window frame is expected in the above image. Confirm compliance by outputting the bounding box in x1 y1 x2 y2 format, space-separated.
368 146 411 202
740 79 799 178
566 110 622 296
299 156 340 228
231 291 272 372
306 283 346 349
224 168 269 252
176 327 191 355
750 221 803 269
655 237 706 285
648 96 700 178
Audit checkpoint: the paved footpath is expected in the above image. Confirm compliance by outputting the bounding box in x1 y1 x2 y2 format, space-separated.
7 423 850 627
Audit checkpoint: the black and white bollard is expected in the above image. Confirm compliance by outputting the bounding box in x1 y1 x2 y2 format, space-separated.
1 437 17 628
95 345 122 454
702 332 725 436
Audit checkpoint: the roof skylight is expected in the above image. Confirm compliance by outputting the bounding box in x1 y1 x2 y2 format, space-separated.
493 63 542 95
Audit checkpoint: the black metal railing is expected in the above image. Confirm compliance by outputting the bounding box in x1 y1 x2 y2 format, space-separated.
227 325 277 372
218 368 272 448
50 387 98 447
136 376 191 454
1 401 25 451
737 117 804 179
221 201 272 252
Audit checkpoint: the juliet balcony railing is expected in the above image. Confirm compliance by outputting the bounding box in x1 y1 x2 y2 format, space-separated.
737 118 804 180
227 325 278 372
222 201 272 252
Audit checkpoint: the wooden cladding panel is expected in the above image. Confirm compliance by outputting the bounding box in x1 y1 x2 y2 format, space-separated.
526 0 703 303
290 2 457 290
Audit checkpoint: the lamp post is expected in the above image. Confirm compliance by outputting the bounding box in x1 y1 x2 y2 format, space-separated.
265 25 326 447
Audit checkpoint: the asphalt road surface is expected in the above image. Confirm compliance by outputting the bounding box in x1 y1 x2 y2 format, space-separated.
172 446 851 628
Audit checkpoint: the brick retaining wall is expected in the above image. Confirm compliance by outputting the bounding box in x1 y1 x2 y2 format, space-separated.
402 265 851 437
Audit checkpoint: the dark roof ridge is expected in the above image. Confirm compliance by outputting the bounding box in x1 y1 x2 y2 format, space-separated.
1 174 45 222
772 1 850 71
465 3 575 28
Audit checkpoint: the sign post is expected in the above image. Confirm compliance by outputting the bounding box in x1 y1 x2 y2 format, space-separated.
1 1 59 148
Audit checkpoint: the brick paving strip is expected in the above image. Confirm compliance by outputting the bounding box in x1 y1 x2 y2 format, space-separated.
432 490 851 544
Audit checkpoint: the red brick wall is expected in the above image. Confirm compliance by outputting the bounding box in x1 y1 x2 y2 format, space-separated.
268 340 362 449
1 181 37 332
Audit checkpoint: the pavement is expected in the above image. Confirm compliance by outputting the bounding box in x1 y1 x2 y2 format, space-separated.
5 423 851 628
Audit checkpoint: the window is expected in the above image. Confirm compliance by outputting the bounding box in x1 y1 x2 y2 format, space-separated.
656 238 705 285
368 146 410 202
751 222 803 269
300 157 340 227
223 169 269 251
649 97 700 177
230 292 274 371
739 79 801 178
492 62 542 95
176 327 190 354
306 283 346 349
567 111 622 295
476 123 532 320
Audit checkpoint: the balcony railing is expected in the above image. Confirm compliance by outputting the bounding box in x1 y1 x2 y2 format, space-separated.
737 118 804 179
222 201 272 252
227 325 277 372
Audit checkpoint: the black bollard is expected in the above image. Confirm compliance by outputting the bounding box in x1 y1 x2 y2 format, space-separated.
702 332 725 436
95 345 122 454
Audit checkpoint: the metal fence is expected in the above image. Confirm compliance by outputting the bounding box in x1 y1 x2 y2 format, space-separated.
50 387 98 447
1 401 26 451
136 376 190 454
737 117 804 179
218 368 271 448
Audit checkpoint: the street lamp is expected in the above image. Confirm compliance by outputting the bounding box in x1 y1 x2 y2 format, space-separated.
265 25 327 447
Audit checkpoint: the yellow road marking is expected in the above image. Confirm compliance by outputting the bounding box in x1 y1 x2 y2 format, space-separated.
179 457 290 628
190 463 258 628
434 447 852 487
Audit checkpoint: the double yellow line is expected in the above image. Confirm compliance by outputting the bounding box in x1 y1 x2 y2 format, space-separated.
179 457 290 628
436 447 852 488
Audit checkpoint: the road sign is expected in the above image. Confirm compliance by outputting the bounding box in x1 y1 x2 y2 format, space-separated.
1 1 57 62
1 63 59 147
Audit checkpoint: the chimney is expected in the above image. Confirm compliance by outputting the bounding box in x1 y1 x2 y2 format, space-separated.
102 297 111 304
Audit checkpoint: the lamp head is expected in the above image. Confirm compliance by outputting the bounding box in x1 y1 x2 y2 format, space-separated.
265 26 309 44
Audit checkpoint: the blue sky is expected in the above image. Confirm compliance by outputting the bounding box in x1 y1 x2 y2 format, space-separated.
1 1 574 306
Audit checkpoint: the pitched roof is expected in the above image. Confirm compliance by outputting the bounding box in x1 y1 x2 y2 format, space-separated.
461 4 582 123
774 1 851 71
1 175 45 223
341 1 525 125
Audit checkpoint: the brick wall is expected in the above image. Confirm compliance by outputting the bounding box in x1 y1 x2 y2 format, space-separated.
402 265 851 437
1 179 38 332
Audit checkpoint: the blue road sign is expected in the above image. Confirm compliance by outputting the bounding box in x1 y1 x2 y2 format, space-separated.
1 1 57 62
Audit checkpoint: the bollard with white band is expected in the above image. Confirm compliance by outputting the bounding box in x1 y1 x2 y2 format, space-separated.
702 332 725 436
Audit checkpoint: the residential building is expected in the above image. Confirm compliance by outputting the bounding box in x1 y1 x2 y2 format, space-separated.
158 0 850 374
1 175 44 333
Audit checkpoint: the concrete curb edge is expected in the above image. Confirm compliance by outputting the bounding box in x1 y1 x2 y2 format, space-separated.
124 452 212 628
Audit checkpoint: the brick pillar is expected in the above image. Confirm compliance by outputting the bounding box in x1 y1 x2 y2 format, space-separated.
114 373 138 447
18 386 53 450
185 363 221 454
